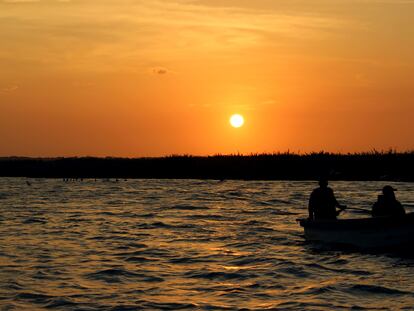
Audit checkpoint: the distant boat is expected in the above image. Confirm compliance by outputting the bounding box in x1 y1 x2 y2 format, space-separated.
299 213 414 249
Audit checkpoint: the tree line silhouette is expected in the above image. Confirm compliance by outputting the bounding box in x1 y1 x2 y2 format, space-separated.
0 151 413 181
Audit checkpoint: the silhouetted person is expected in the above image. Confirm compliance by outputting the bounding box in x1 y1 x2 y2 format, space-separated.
372 185 405 217
308 179 345 220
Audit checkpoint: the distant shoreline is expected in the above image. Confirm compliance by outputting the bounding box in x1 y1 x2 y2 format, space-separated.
0 152 413 181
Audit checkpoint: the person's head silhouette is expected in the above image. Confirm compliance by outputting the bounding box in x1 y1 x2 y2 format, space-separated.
319 178 328 188
382 185 397 199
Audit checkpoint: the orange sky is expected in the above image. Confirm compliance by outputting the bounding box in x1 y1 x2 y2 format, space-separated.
0 0 413 157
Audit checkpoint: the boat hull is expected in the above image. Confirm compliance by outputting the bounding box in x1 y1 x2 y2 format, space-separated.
299 213 414 249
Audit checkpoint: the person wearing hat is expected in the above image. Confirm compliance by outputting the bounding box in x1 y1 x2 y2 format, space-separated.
372 185 405 217
308 178 346 220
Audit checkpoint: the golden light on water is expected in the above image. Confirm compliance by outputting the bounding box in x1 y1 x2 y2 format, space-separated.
230 114 244 128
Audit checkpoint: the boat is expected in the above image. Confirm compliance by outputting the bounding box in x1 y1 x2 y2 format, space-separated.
298 212 414 249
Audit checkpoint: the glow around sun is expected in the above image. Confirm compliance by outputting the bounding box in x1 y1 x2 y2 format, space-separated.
230 114 245 128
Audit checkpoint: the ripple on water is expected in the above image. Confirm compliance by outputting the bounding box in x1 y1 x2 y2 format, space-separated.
275 265 311 278
168 255 217 264
138 302 198 310
185 270 257 281
184 214 233 221
124 256 156 263
15 292 54 304
168 204 209 210
44 297 80 309
305 263 373 276
349 284 414 296
22 217 47 224
85 268 164 284
136 221 199 230
1 179 414 310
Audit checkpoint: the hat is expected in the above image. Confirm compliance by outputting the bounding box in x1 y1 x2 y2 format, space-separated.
318 178 328 187
382 185 397 193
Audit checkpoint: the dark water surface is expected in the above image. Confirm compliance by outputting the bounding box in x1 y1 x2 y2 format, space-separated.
0 178 413 310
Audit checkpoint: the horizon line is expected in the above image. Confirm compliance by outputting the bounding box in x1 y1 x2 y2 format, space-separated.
1 149 414 160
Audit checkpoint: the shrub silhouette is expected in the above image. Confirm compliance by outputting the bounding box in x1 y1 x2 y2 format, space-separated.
0 151 413 181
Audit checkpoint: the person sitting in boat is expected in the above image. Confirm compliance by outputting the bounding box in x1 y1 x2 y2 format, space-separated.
372 185 405 217
308 179 346 220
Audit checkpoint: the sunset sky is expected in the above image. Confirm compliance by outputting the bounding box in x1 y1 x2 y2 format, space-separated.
1 0 413 157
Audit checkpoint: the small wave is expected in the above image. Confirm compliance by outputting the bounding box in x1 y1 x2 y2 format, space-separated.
229 256 272 266
276 266 311 278
0 251 13 259
185 214 230 221
105 200 125 205
139 213 156 218
270 210 298 215
225 191 244 197
247 226 276 233
23 217 47 224
168 204 208 210
99 211 118 216
140 302 198 310
169 256 216 264
225 241 264 249
137 221 198 230
259 198 291 205
326 258 349 265
85 268 164 283
185 270 256 281
297 284 338 296
15 292 54 303
272 300 348 310
109 305 147 311
306 263 372 276
218 287 248 298
243 220 265 226
137 221 171 229
87 268 135 277
45 297 79 309
65 217 90 223
4 282 24 291
350 284 413 296
125 256 155 263
119 242 148 250
33 270 53 280
119 248 171 258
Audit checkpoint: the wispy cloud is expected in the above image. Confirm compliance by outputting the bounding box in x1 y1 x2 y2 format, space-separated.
150 67 171 75
0 85 18 94
0 0 354 74
2 0 70 2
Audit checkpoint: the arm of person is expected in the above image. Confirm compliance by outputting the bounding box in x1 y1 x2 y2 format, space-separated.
372 201 380 217
308 203 314 220
396 201 406 216
331 189 346 210
308 194 314 220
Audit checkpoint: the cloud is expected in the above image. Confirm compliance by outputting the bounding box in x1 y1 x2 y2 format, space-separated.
0 0 406 76
149 67 173 75
151 67 169 75
261 99 278 106
2 0 39 2
0 85 18 94
2 0 70 2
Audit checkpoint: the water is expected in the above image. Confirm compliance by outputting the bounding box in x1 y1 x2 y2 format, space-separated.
0 178 414 310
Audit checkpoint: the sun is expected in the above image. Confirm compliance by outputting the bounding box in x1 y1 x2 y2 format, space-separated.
230 114 244 128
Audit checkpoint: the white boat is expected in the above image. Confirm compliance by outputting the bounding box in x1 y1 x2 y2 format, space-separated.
299 212 414 249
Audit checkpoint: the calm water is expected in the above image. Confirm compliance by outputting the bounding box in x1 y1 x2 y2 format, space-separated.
0 178 414 310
